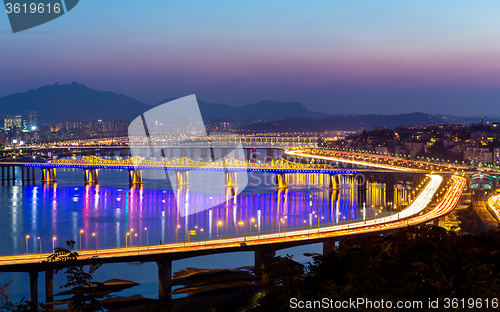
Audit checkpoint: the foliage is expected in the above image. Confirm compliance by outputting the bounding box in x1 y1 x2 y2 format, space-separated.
0 280 12 310
250 226 500 312
1 298 44 312
47 240 104 312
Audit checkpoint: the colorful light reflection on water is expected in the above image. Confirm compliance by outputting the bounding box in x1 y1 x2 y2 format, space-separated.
0 169 411 256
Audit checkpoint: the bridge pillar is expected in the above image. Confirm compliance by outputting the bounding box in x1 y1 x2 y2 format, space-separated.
7 166 11 184
246 148 251 161
45 270 53 311
226 172 237 187
42 168 57 183
275 173 287 188
323 240 337 256
128 170 143 186
189 148 195 158
180 148 187 157
385 175 395 207
267 148 274 160
29 271 38 309
84 169 98 184
329 175 341 190
200 148 208 158
157 261 172 301
169 148 174 158
357 175 367 204
176 171 188 185
255 250 275 284
221 148 228 158
1 166 4 184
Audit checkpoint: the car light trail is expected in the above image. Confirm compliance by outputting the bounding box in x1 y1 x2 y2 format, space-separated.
0 175 466 267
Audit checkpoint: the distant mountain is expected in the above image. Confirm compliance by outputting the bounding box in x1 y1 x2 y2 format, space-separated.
0 82 150 124
240 113 445 132
155 98 328 121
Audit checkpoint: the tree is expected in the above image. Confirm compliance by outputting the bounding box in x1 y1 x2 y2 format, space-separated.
47 240 104 312
0 280 11 309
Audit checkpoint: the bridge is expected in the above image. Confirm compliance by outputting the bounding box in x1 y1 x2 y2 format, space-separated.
0 174 466 307
2 155 362 188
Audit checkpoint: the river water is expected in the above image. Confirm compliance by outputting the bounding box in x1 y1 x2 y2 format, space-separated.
0 154 411 302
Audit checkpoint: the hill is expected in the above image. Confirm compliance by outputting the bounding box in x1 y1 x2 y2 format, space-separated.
0 82 150 124
155 98 328 121
240 113 444 132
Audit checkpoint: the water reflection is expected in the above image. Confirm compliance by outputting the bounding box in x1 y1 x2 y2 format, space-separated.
0 171 412 256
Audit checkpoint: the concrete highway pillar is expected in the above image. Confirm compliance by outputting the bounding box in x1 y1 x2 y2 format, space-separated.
29 271 38 309
45 270 53 311
31 167 35 182
1 166 4 184
157 261 172 301
246 148 251 160
189 148 195 158
7 166 10 183
255 250 275 284
323 240 337 256
385 175 395 207
267 148 274 160
357 175 367 204
180 148 187 157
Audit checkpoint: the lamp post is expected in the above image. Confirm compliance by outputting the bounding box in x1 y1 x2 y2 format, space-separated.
250 218 255 235
38 237 41 254
176 225 180 242
52 237 56 253
79 230 84 251
92 233 97 254
126 232 130 247
144 228 148 249
217 221 222 238
25 235 29 254
130 229 134 246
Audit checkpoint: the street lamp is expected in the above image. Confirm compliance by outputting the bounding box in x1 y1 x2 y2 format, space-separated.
126 232 130 247
25 235 30 254
92 233 97 254
79 230 84 251
250 218 255 235
278 218 285 234
52 237 56 253
144 228 148 249
217 221 222 238
38 237 41 254
176 225 181 242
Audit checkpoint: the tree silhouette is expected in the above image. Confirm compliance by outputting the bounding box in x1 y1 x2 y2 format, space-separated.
47 240 104 312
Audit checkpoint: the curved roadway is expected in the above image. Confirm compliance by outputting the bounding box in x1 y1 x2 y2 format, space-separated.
0 174 466 269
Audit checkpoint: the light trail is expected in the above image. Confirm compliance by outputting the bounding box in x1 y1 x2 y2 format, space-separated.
286 149 421 172
0 175 467 268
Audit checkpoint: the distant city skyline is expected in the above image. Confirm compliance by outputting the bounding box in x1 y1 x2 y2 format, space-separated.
3 1 500 115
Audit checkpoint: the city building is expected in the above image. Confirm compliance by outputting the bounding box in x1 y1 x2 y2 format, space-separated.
463 147 493 165
27 111 37 130
3 115 21 130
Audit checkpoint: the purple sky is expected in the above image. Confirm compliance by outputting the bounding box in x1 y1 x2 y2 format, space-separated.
2 0 500 115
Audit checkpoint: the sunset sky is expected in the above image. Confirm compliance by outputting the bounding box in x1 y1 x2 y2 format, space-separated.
2 0 500 115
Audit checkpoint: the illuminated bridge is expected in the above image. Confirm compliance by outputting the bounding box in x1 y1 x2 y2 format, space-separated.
0 175 467 305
